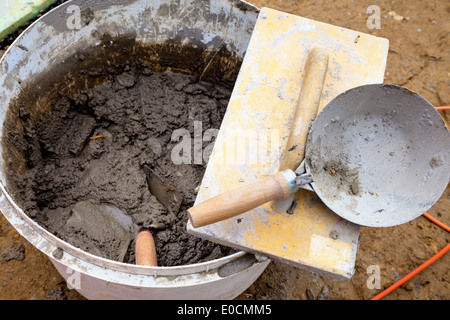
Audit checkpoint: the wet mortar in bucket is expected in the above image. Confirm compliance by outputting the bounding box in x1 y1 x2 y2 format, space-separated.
2 36 241 266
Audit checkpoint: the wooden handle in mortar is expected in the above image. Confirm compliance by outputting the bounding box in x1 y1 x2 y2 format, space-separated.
279 47 329 171
135 228 157 266
188 171 293 228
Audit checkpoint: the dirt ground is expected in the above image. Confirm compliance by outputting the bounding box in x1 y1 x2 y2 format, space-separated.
0 0 449 300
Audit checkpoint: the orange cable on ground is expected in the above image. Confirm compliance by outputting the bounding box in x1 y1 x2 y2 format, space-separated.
436 106 449 110
371 243 450 300
423 212 450 232
371 212 449 300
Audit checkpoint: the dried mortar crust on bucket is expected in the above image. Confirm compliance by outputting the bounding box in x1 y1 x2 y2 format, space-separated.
3 38 239 266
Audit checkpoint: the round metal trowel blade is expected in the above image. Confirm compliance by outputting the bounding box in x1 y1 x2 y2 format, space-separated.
305 84 450 227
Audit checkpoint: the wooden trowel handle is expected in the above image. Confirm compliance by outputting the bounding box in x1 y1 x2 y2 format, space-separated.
279 47 329 171
188 172 293 228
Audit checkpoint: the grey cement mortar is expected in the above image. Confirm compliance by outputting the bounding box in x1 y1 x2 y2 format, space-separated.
6 65 236 266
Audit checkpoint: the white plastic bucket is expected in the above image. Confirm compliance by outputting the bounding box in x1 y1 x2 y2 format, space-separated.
0 0 269 300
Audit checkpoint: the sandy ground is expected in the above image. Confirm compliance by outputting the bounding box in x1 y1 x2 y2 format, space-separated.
0 0 449 300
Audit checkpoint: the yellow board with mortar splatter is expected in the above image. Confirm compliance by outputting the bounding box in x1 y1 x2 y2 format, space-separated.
188 7 389 280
